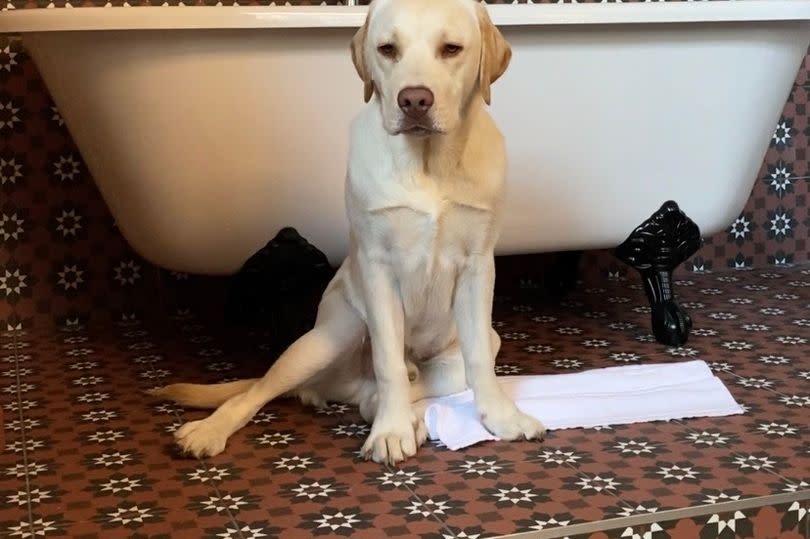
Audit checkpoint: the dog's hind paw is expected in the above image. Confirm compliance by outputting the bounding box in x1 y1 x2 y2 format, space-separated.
174 418 229 458
297 388 327 409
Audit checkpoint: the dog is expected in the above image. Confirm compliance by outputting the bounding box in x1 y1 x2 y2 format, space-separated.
148 0 546 465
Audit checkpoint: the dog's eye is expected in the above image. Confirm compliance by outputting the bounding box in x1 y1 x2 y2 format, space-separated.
441 43 463 57
377 43 397 58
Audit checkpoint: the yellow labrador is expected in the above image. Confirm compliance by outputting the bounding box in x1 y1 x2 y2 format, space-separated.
148 0 546 465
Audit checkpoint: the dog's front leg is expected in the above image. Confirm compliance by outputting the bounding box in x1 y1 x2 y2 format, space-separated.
358 254 423 464
454 254 546 442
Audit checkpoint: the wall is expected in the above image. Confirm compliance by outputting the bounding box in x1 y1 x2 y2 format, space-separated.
1 0 808 330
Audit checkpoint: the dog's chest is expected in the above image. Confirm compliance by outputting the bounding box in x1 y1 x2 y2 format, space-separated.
374 194 491 351
367 184 491 331
374 187 493 271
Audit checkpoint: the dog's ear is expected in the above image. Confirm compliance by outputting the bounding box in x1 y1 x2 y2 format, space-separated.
351 14 374 103
475 1 511 105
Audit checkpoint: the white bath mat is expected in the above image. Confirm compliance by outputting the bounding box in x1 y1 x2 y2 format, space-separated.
420 360 744 451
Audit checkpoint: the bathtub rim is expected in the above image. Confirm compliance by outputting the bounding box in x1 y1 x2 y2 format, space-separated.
2 1 810 34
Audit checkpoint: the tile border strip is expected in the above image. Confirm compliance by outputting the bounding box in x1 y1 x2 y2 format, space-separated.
496 490 810 539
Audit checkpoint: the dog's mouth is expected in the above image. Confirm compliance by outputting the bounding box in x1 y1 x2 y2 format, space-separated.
400 126 437 137
395 123 442 137
388 110 444 137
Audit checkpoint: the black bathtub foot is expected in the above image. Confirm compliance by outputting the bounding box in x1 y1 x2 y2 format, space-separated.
544 250 582 299
613 201 702 347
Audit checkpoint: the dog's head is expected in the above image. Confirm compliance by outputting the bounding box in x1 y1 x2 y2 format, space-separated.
350 0 511 137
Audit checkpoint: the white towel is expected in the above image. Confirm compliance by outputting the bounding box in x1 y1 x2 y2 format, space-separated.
420 360 744 450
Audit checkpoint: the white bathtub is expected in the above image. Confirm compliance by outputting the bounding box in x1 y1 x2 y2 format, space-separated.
2 2 809 274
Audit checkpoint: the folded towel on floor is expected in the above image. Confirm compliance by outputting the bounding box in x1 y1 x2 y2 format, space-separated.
420 360 744 450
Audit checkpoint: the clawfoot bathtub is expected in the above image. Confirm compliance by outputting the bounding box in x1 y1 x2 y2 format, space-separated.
2 1 809 343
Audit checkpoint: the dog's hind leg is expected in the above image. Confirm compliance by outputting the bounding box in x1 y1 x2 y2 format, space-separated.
173 288 365 458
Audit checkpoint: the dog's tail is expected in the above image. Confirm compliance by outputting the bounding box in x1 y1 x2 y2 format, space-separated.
145 378 260 409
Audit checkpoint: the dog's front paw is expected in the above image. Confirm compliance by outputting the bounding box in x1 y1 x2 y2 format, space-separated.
414 415 428 448
361 411 424 465
174 418 229 458
480 399 546 442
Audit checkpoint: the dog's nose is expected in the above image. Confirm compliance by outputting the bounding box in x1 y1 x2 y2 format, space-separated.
397 86 434 119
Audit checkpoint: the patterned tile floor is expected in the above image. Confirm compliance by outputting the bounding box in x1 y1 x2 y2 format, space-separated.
1 265 809 538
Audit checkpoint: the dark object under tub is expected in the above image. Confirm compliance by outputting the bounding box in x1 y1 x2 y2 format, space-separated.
225 227 336 357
